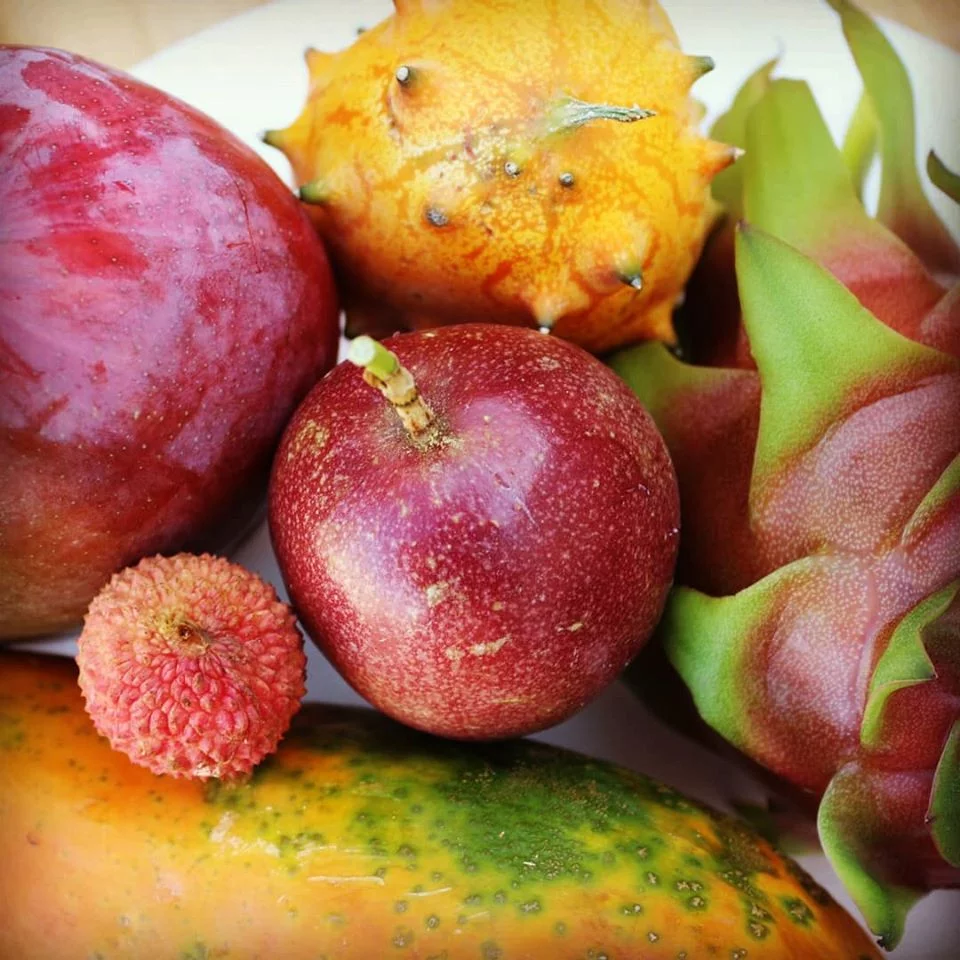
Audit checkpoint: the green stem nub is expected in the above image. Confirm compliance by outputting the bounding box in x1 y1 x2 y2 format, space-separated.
349 335 398 381
299 180 329 205
689 55 716 79
547 96 656 136
348 336 436 437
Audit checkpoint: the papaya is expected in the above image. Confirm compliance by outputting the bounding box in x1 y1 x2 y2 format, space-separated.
0 653 879 959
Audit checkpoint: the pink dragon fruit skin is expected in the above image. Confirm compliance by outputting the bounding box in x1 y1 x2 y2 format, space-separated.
679 0 959 371
612 1 959 949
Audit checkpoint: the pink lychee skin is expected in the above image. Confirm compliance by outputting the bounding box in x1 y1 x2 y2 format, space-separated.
76 553 306 780
269 325 680 740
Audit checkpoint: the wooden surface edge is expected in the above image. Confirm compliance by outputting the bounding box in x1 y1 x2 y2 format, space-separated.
0 0 957 69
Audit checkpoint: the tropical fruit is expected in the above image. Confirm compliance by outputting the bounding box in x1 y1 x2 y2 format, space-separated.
76 553 306 780
0 652 880 959
611 2 960 947
265 0 737 352
0 46 339 640
678 0 959 369
269 325 679 739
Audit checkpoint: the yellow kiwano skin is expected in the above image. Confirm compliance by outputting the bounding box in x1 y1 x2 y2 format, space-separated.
267 0 734 353
0 653 880 959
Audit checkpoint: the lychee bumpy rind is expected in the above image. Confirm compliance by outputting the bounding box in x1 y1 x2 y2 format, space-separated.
76 553 306 780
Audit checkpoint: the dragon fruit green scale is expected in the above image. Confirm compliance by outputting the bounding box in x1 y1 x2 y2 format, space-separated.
679 0 959 371
612 4 959 944
263 0 737 353
614 225 960 948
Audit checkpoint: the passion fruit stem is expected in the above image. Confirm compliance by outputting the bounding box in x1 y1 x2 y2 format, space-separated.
348 336 437 437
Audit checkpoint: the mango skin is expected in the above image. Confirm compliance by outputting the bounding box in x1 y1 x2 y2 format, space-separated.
0 47 339 640
0 653 880 959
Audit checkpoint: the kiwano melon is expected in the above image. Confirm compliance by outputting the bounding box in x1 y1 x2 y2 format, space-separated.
0 653 879 958
266 0 736 352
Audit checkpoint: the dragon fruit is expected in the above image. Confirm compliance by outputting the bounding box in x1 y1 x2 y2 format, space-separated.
611 1 959 949
679 0 958 369
263 0 737 352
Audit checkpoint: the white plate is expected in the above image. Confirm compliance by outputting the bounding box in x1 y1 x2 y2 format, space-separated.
26 1 960 955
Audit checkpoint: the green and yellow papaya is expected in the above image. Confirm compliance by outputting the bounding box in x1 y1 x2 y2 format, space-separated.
0 653 879 959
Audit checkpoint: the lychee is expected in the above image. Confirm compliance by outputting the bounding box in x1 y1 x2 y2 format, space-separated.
76 553 306 780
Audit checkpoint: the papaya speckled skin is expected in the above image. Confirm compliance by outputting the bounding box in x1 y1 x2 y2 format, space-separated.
0 652 880 959
266 0 734 353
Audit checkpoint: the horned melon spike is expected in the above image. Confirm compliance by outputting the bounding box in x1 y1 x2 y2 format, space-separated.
612 245 649 292
304 47 333 74
527 281 591 334
528 291 562 333
700 140 743 179
261 127 291 150
299 179 329 205
304 46 336 94
688 55 716 80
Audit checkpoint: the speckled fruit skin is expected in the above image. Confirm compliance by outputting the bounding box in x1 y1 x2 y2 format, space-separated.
0 652 881 960
0 46 340 640
269 325 679 739
266 0 735 352
76 554 306 780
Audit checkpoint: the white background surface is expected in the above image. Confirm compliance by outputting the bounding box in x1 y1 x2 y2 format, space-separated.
23 0 960 955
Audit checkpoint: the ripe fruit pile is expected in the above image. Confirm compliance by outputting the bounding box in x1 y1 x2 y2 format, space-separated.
0 0 956 955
